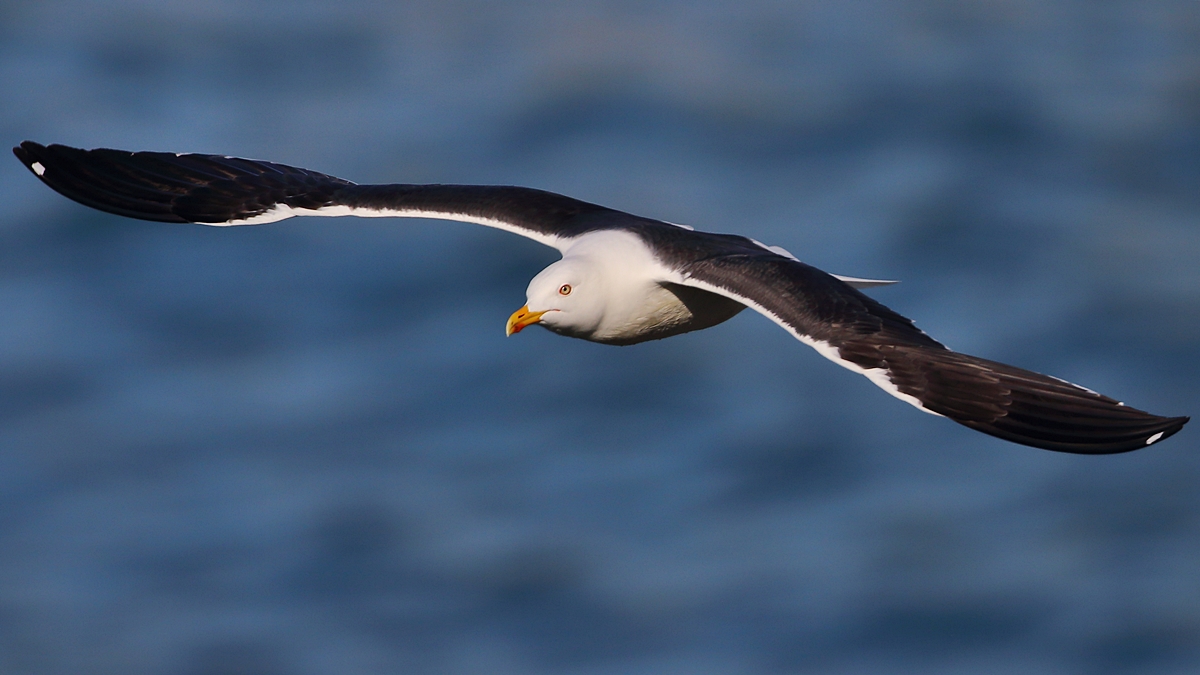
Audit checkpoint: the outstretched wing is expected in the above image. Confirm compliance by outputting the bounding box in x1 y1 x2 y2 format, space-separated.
672 252 1187 454
13 142 622 252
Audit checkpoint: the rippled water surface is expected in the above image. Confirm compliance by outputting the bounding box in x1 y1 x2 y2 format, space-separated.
2 2 1199 673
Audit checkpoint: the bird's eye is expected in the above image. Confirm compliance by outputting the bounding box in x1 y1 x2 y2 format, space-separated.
559 284 572 296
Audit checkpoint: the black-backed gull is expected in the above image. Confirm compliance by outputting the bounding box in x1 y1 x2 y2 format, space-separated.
13 142 1188 454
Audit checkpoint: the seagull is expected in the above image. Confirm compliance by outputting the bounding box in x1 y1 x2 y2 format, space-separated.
13 141 1188 454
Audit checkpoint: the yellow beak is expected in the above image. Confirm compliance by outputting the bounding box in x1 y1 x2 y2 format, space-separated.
506 305 546 336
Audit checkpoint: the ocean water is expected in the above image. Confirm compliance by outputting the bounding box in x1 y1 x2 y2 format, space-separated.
1 2 1199 673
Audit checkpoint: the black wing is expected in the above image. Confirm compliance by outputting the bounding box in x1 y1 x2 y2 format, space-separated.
13 141 620 250
676 252 1187 454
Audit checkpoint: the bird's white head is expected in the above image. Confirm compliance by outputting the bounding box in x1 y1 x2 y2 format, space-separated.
506 257 605 339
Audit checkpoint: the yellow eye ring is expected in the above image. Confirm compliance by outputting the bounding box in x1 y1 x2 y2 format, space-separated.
559 284 572 296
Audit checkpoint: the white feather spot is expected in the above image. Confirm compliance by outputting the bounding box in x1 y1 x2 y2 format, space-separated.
31 162 45 176
1145 431 1165 445
665 221 694 231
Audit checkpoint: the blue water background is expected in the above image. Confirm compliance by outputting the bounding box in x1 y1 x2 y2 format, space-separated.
1 2 1199 673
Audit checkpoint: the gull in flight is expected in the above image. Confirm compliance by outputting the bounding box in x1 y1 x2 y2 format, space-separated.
14 142 1188 454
